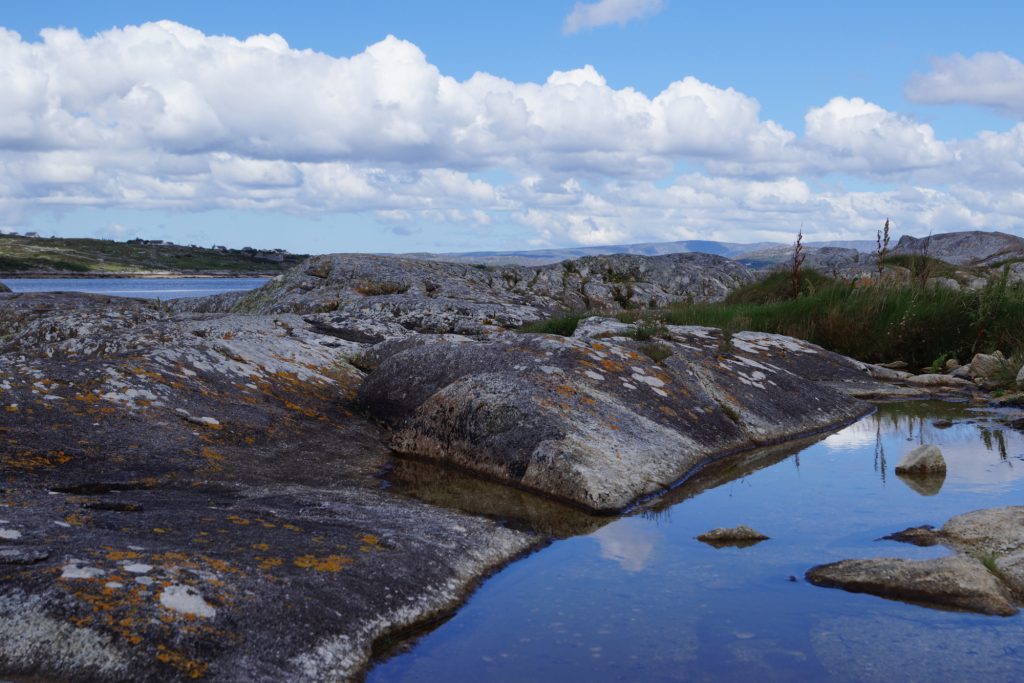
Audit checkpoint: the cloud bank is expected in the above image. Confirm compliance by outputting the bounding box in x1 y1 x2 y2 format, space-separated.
1 22 1023 246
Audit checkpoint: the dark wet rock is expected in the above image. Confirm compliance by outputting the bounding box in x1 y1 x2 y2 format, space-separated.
170 252 754 324
697 525 769 547
806 556 1018 616
359 328 871 512
0 282 10 293
932 419 953 428
880 525 941 546
895 444 946 474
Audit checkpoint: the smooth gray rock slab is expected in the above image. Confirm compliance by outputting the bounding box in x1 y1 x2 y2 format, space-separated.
359 329 871 512
806 556 1018 616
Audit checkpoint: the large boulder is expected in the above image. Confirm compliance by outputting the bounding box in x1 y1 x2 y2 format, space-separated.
894 444 947 474
892 231 1024 267
358 325 872 512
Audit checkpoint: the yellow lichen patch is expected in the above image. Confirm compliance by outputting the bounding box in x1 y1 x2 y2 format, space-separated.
4 405 18 412
74 392 101 405
106 550 141 562
152 527 169 534
251 543 270 552
156 645 209 679
292 554 353 572
226 515 249 526
282 523 301 532
360 534 379 546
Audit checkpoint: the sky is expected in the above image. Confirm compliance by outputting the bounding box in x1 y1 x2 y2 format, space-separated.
2 0 1024 253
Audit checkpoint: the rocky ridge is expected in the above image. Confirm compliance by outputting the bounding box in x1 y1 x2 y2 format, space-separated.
0 252 977 681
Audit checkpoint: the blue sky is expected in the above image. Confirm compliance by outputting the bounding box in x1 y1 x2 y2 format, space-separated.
3 1 1024 253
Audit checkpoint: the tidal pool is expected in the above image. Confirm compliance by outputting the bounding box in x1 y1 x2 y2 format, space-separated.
370 401 1024 682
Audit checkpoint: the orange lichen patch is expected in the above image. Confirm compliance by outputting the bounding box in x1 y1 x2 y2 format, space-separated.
251 543 270 552
156 645 209 679
153 527 169 534
74 392 102 405
659 405 679 418
221 331 234 340
554 384 577 397
293 554 353 572
281 399 322 419
257 556 284 570
3 448 72 470
599 358 625 373
4 405 18 413
153 551 190 563
200 447 224 462
106 550 142 562
65 512 89 526
226 515 249 526
360 534 379 546
282 523 301 532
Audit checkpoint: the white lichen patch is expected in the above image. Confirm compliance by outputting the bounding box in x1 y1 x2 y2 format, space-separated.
123 563 153 574
539 365 563 376
61 562 105 579
0 528 21 540
159 584 217 618
583 370 604 381
631 373 666 388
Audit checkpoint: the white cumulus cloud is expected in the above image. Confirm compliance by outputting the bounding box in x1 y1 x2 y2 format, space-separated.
905 52 1024 117
0 22 1022 247
563 0 666 35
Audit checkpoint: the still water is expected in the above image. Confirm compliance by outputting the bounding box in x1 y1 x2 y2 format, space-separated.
0 277 267 300
371 402 1024 683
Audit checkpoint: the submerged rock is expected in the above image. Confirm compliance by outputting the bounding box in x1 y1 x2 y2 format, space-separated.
697 525 769 547
894 444 946 474
806 556 1017 616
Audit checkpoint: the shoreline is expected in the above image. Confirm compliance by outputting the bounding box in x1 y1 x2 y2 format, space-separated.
0 271 276 279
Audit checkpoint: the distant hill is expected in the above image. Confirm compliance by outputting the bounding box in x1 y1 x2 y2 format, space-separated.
402 238 877 268
0 234 306 276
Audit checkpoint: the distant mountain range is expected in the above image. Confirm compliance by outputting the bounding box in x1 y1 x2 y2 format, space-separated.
402 238 879 268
